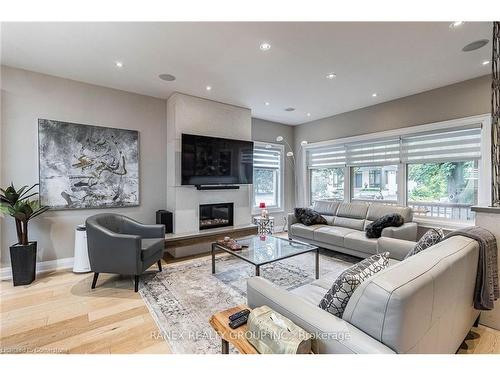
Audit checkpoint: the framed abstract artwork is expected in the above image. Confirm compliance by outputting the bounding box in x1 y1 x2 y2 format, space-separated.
38 119 140 209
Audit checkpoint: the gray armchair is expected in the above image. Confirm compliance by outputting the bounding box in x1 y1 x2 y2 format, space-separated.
86 213 165 292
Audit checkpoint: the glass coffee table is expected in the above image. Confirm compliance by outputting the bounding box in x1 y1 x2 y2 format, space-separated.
211 235 320 279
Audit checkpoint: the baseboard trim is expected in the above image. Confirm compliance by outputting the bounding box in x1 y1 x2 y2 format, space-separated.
0 257 74 281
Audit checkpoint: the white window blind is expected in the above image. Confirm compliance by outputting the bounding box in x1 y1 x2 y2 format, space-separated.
307 145 346 168
253 144 281 169
402 125 482 163
345 138 400 166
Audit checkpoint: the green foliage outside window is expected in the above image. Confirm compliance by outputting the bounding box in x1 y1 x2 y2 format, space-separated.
407 161 476 204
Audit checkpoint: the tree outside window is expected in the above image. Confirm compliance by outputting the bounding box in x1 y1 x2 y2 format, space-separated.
310 167 344 202
407 161 478 220
253 168 278 207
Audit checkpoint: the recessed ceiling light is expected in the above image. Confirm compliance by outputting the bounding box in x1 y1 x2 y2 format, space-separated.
159 74 176 81
372 93 378 97
284 107 295 112
265 102 270 106
260 42 271 51
206 85 212 91
115 61 123 68
482 60 490 66
462 39 489 52
449 21 464 29
306 113 311 117
326 73 337 80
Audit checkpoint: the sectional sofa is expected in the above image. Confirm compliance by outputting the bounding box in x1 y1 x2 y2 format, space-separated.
247 235 480 353
288 200 418 261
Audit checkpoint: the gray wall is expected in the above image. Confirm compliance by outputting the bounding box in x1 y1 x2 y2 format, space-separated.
251 118 295 229
294 74 490 146
1 66 168 266
294 74 491 205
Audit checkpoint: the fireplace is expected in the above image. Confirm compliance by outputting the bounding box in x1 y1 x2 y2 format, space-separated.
199 203 234 230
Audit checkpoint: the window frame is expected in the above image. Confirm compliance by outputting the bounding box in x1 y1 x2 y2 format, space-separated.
302 114 491 226
252 141 284 213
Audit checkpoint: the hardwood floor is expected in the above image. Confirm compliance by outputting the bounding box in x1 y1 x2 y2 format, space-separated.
1 257 499 354
0 265 171 354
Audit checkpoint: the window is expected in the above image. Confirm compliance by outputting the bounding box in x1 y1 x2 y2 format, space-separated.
307 144 346 203
407 161 478 221
253 143 283 210
305 120 485 223
354 172 363 188
310 167 345 202
351 165 398 202
347 138 400 202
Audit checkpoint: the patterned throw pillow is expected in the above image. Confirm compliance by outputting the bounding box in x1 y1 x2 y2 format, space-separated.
404 228 444 259
318 252 390 318
294 208 327 226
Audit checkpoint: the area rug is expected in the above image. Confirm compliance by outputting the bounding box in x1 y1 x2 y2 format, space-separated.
140 251 355 354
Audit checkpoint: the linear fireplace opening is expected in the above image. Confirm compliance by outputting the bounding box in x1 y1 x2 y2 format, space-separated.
199 203 234 230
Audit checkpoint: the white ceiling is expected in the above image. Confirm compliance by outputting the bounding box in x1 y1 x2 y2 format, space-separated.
0 22 492 125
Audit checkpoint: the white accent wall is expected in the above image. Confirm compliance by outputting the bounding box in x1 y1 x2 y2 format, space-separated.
166 93 253 234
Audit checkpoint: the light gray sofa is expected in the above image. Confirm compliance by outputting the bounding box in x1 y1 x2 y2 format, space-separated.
288 201 418 261
247 235 480 354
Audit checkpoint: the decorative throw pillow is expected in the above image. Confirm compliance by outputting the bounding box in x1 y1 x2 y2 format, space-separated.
318 252 390 318
365 213 404 239
404 228 444 259
294 208 327 226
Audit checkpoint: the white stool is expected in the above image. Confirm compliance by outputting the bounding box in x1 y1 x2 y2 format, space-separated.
73 224 91 273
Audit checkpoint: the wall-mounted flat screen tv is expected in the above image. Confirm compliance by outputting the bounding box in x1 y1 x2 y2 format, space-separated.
181 134 254 185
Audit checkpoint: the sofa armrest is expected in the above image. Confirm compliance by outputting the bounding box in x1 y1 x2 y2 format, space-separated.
381 222 417 241
246 277 395 354
287 212 298 235
378 237 416 261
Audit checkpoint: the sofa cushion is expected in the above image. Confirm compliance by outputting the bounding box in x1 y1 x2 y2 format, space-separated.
291 283 328 305
141 238 165 260
295 208 328 226
367 204 413 223
365 213 404 239
322 215 335 225
336 202 369 219
313 226 358 246
333 216 365 230
311 200 340 216
344 231 378 254
404 228 444 259
318 252 390 317
290 223 325 240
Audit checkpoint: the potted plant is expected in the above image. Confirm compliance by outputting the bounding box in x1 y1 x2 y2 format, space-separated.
0 183 49 286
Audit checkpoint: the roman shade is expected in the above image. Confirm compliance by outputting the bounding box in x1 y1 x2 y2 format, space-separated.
253 144 282 169
345 138 400 166
307 145 346 168
401 125 482 163
306 124 482 169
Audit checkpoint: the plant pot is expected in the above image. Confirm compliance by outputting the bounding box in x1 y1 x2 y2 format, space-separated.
9 242 37 286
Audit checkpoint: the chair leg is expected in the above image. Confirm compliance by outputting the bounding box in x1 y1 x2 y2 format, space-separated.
157 260 162 272
134 275 139 292
91 272 99 289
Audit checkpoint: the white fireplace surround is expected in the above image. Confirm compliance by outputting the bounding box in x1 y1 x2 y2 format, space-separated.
166 93 253 234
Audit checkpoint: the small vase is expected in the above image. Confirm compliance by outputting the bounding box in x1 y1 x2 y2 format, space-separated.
9 242 37 286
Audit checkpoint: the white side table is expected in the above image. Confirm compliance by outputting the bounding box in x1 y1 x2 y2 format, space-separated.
73 224 91 273
253 216 275 235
